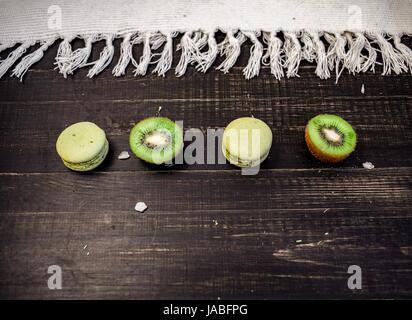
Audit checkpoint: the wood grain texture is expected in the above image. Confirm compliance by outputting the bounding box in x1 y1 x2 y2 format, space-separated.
1 169 411 213
1 208 411 299
0 96 411 172
1 68 412 103
0 36 411 299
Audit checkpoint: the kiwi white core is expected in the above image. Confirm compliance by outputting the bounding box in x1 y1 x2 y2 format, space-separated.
144 130 171 149
321 127 342 145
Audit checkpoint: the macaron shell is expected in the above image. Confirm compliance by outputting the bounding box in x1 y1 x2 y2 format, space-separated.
222 117 273 163
56 122 107 163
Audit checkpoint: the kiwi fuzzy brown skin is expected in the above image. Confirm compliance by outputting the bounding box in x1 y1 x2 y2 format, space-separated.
305 126 350 163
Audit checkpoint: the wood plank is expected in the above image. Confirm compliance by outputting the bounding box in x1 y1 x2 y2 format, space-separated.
0 207 411 299
0 35 411 300
0 168 411 214
0 97 411 172
1 67 411 103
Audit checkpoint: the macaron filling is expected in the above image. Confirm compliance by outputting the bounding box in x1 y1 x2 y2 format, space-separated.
62 139 109 171
224 146 270 168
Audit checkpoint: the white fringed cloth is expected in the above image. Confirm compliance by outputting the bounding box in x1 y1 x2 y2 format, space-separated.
0 0 411 81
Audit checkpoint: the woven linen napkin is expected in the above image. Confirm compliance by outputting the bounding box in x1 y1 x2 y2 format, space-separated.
0 0 411 81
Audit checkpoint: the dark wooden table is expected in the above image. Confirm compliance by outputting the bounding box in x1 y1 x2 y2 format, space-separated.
0 37 411 299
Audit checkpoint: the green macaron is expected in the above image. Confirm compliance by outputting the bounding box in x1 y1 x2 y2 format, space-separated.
56 122 109 171
222 117 273 168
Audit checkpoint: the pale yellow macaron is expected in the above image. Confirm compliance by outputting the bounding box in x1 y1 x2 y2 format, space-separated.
222 117 273 168
56 122 109 171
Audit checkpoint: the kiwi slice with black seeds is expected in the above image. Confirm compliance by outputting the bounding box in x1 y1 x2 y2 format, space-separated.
129 117 183 164
305 114 357 163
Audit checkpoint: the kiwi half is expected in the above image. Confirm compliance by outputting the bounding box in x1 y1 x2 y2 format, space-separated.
305 114 357 163
129 117 183 164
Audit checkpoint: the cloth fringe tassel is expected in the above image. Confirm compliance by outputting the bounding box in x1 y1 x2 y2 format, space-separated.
0 41 35 78
262 32 284 80
11 39 55 81
1 31 411 81
86 34 115 78
54 35 98 78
